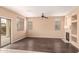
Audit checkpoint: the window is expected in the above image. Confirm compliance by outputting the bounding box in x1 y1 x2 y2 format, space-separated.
55 17 61 31
17 17 24 31
27 21 32 30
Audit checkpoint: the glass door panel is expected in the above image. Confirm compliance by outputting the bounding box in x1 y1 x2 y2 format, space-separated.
0 18 11 47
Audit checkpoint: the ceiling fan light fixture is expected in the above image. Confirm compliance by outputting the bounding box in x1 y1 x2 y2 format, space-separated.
41 13 48 19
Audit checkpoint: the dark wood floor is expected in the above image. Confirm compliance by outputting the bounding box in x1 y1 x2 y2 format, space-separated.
3 37 79 53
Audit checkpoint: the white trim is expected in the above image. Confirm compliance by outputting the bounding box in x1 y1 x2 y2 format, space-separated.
72 20 77 23
61 38 70 43
0 16 13 20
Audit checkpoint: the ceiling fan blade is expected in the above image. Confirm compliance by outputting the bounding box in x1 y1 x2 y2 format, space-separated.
41 13 48 19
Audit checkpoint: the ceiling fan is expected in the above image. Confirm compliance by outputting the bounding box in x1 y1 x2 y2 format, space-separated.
41 13 48 19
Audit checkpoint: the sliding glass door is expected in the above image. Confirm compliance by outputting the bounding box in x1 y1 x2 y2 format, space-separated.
0 17 11 47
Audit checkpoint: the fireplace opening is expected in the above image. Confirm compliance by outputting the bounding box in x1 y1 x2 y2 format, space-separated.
66 32 69 41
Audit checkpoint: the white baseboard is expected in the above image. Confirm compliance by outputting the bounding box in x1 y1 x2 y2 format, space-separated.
27 36 64 39
70 41 79 50
11 36 27 43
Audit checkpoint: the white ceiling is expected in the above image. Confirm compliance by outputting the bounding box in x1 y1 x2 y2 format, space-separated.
3 6 77 17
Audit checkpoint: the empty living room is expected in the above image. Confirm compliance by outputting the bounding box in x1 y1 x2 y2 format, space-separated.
0 6 79 53
1 0 79 59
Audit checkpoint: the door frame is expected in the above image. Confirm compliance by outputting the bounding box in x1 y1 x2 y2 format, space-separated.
0 17 11 48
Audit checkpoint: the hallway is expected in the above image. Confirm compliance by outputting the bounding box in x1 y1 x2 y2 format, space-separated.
3 38 78 53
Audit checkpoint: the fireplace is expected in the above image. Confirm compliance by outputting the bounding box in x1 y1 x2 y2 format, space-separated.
66 32 69 41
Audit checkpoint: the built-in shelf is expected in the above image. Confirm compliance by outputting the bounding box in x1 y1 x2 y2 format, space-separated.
71 34 77 38
71 36 77 42
72 15 77 21
72 20 77 23
65 11 79 49
71 14 77 43
71 23 77 35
